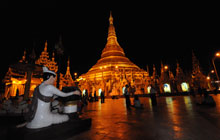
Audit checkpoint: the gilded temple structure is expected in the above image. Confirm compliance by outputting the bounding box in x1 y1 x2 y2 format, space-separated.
3 41 75 99
2 13 210 99
79 12 149 96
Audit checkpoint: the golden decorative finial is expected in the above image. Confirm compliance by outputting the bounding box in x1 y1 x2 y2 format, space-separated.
19 50 26 62
44 40 48 51
67 57 70 67
109 11 113 25
52 52 55 61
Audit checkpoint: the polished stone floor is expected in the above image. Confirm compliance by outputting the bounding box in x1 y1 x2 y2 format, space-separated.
68 94 220 140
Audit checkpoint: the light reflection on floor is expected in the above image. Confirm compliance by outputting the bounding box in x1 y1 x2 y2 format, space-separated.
69 95 220 140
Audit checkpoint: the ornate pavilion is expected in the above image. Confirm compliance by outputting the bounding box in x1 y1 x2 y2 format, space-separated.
3 41 75 99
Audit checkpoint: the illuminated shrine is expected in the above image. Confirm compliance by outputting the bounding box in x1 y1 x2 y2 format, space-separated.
79 12 149 96
3 41 75 99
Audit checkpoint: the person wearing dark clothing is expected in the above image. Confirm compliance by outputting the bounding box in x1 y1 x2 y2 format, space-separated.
94 91 98 101
82 89 88 105
132 95 143 109
123 85 131 109
198 91 216 107
88 93 93 102
101 91 105 103
214 85 218 95
198 87 203 97
150 86 157 106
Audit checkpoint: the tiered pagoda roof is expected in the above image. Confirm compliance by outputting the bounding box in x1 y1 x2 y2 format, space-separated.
81 12 145 81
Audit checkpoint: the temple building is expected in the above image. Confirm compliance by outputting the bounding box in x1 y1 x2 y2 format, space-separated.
78 12 149 96
78 13 210 96
3 41 75 99
2 12 211 99
59 57 76 89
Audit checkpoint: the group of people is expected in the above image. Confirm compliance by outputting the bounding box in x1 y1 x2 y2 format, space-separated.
85 90 105 104
123 84 218 110
123 84 158 110
196 86 216 107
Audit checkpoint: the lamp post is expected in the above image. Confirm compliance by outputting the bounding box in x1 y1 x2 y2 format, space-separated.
212 52 220 81
74 72 78 80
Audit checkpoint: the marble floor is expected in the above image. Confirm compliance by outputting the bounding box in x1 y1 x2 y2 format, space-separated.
68 94 220 140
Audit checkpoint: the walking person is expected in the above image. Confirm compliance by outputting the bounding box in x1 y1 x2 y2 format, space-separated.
123 85 131 109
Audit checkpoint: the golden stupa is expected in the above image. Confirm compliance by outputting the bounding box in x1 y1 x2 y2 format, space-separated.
79 12 149 96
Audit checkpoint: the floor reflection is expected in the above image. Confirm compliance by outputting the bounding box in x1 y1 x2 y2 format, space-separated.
165 97 183 139
69 95 220 140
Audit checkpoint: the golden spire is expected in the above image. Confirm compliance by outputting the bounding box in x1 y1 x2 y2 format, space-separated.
65 57 71 77
52 52 55 61
101 11 125 59
107 11 117 41
19 50 26 63
109 11 113 25
44 40 48 52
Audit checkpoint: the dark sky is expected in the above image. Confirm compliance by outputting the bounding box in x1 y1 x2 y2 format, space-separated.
1 3 220 80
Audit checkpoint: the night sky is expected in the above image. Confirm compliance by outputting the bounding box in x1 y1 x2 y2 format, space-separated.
1 3 220 81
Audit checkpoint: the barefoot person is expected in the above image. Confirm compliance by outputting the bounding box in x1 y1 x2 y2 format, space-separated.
25 67 80 129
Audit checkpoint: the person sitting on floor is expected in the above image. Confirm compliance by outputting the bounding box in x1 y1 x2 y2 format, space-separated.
197 91 216 107
201 92 216 106
132 95 143 109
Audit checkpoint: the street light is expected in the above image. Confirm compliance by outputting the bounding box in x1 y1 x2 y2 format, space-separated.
74 72 78 80
212 52 220 81
164 65 168 71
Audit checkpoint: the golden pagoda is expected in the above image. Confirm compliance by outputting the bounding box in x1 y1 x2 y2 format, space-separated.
35 41 58 72
60 57 75 89
79 12 149 96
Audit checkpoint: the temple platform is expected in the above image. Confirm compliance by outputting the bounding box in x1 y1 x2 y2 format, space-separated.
69 94 220 140
2 95 220 139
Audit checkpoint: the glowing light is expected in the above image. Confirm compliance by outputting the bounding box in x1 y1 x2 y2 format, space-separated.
82 89 86 96
164 83 171 93
147 86 151 94
181 82 189 92
122 86 126 94
216 52 220 57
164 65 168 70
98 88 102 96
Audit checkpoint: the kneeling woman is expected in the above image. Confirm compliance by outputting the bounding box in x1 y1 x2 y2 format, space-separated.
26 67 80 129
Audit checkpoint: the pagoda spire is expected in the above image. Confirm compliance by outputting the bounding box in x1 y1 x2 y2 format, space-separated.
19 50 26 63
106 11 119 46
63 57 74 85
65 57 71 76
44 40 48 52
109 11 113 24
